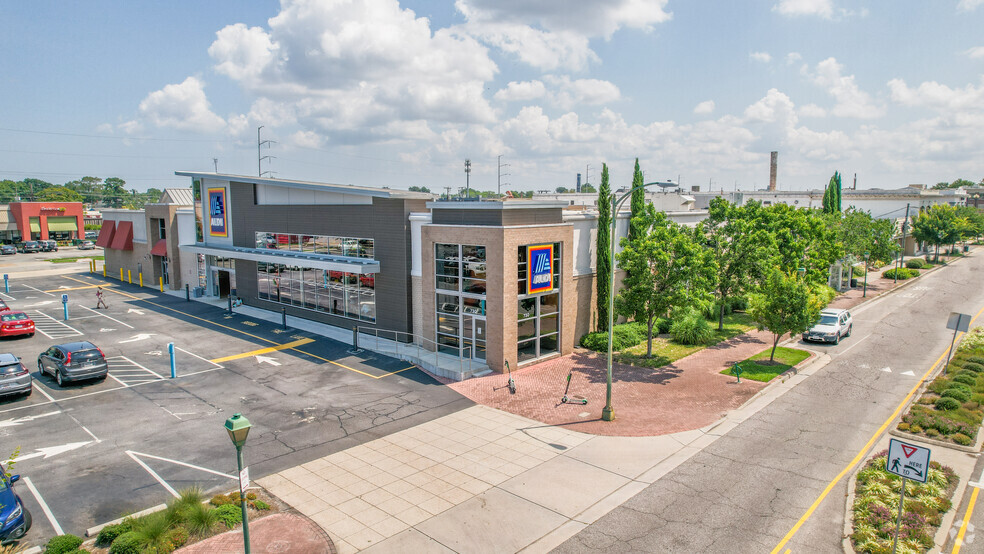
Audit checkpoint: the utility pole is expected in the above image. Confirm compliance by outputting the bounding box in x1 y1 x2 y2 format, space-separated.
894 203 911 283
853 173 857 190
464 159 471 197
213 158 219 173
257 126 276 177
497 155 510 197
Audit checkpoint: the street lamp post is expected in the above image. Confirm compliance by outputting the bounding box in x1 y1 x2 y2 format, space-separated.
602 182 662 422
862 251 870 297
225 413 252 554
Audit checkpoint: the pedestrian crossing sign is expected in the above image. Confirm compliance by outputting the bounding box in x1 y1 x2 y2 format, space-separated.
887 438 930 483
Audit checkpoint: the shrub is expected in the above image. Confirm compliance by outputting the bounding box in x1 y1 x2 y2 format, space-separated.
897 422 910 431
942 388 971 403
97 522 133 546
905 258 926 269
949 382 973 394
166 527 188 551
45 535 83 554
109 532 142 554
579 323 647 352
214 504 243 528
926 428 940 437
130 511 171 553
210 493 232 507
953 374 977 387
962 362 984 373
953 433 973 446
967 356 984 366
670 308 713 346
882 267 916 280
186 502 219 537
935 397 961 411
911 424 923 433
656 317 673 335
252 499 270 511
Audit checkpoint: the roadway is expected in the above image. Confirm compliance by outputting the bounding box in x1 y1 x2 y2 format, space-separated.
0 272 470 546
557 252 984 553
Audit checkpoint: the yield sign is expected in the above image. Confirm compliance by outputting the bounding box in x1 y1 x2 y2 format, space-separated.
887 439 931 483
901 444 918 458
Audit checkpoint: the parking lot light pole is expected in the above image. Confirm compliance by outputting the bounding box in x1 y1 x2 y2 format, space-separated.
225 413 251 554
863 251 870 297
602 181 661 422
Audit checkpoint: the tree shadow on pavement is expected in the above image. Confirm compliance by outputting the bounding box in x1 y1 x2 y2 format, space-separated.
566 351 684 385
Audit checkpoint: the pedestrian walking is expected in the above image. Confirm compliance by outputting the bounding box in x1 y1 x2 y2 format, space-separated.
95 286 108 309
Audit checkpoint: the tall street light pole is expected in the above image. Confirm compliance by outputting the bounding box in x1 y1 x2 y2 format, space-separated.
225 413 252 554
863 251 870 297
602 181 662 422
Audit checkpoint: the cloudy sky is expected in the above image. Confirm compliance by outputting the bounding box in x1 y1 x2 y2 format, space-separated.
2 0 983 193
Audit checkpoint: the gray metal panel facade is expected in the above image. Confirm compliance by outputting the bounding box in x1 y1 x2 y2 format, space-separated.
229 181 423 334
431 207 563 226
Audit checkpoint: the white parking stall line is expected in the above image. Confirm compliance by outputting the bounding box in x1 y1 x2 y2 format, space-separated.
23 476 64 535
28 310 84 339
22 284 55 297
32 379 55 402
0 291 14 301
78 305 134 329
105 356 165 386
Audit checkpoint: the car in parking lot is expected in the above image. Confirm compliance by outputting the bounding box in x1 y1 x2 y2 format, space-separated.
17 242 40 253
38 341 108 386
0 353 31 398
0 312 34 338
0 245 14 256
77 240 95 250
40 240 57 252
0 300 9 313
802 308 853 344
0 464 31 544
85 230 98 239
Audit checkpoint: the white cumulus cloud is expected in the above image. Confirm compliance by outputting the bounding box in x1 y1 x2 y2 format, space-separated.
494 81 547 102
958 0 984 11
888 77 984 112
965 46 984 59
773 0 833 18
131 77 228 133
808 57 885 118
694 100 715 114
750 51 772 63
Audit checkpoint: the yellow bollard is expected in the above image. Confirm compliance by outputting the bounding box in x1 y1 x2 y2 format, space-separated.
127 270 132 284
120 268 124 281
139 273 143 287
103 264 106 277
159 277 164 292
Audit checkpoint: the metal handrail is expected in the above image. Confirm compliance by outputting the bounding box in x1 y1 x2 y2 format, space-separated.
354 325 484 377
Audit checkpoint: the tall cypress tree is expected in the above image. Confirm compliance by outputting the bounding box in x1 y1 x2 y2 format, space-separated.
596 164 612 332
629 158 645 242
835 171 842 212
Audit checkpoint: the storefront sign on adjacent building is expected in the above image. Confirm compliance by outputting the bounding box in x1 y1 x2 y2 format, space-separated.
527 244 554 294
208 188 228 237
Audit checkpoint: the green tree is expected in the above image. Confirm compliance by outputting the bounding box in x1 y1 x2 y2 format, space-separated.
408 185 431 193
760 203 842 286
911 204 960 262
822 172 842 214
616 207 716 356
580 183 596 193
705 198 776 330
628 158 645 242
37 186 83 202
555 186 569 193
836 208 900 263
834 171 842 212
596 164 612 332
748 270 823 361
103 177 127 208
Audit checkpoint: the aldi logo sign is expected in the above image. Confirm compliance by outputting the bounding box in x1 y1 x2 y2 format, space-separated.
527 244 554 294
208 188 228 237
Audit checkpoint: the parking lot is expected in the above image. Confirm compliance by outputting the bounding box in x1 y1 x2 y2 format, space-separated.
0 272 470 546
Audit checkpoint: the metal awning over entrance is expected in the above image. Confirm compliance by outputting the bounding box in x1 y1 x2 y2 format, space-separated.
0 211 17 231
185 244 380 274
150 239 168 256
29 218 40 233
47 216 78 232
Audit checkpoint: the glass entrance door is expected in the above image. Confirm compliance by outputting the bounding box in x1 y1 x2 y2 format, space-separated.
161 257 170 286
461 315 487 361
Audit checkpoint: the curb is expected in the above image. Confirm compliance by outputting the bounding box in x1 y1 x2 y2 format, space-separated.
888 427 984 454
85 503 168 537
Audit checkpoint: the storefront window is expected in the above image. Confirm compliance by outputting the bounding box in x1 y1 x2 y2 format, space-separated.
516 243 561 363
435 243 486 359
254 232 374 259
256 264 375 323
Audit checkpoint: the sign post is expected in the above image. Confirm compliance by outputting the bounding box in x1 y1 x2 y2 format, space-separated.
945 312 971 375
61 294 69 321
887 439 931 554
3 274 8 294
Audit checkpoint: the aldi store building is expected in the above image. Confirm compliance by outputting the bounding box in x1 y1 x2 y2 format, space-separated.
177 172 648 379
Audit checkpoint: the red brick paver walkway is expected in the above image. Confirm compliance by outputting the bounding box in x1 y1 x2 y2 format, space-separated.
176 513 335 554
448 330 783 437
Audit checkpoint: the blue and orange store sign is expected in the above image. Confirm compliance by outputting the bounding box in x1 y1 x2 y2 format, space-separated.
527 244 554 294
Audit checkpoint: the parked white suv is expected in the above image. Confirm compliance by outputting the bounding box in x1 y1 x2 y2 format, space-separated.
803 308 853 344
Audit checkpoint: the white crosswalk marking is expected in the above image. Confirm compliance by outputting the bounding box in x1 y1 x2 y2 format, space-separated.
106 356 164 386
28 310 83 339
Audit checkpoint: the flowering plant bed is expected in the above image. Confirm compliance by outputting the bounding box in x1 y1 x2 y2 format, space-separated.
850 451 958 554
897 327 984 446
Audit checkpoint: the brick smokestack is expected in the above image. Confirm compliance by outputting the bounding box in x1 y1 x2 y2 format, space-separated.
769 151 778 191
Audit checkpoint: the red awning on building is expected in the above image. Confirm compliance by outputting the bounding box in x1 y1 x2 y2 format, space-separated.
95 221 116 248
110 221 133 251
150 239 168 256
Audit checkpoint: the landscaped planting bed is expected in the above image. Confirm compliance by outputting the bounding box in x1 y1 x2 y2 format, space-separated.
43 487 276 553
719 346 811 382
850 451 958 554
897 327 984 446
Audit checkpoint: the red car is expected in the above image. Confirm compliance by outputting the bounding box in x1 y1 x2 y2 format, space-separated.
0 312 34 338
0 299 9 312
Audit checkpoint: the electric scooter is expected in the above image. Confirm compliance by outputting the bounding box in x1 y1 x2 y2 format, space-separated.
561 368 587 404
506 360 516 394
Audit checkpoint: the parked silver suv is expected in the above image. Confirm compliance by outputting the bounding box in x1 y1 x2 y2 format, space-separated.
0 353 31 398
802 308 853 344
38 341 108 386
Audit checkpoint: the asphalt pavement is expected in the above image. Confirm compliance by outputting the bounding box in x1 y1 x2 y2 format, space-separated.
556 252 984 553
0 271 470 547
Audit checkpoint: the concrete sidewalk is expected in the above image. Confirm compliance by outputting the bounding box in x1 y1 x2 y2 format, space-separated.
256 352 829 553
